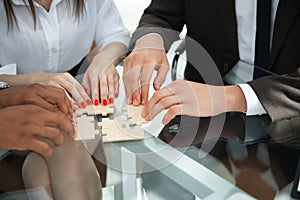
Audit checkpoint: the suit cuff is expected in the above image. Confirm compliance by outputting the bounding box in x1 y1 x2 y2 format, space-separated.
238 84 267 116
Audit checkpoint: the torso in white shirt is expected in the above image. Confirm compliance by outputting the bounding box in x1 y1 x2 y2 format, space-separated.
0 0 129 74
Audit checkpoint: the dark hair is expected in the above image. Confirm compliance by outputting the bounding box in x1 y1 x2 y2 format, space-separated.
3 0 85 30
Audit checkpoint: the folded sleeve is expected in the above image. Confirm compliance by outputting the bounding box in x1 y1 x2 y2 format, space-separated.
249 68 300 122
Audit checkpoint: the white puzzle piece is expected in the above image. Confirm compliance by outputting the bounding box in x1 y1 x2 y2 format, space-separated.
102 118 144 143
75 115 99 141
126 105 148 125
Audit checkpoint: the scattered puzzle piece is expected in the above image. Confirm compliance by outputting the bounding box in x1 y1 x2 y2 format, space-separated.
102 118 144 143
126 105 148 125
75 115 99 141
75 105 114 117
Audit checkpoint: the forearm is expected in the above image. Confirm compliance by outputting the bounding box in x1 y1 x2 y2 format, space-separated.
225 85 247 113
0 74 39 86
95 42 127 66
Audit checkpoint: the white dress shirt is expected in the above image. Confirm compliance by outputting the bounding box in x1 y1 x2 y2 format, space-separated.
0 0 129 74
224 0 280 115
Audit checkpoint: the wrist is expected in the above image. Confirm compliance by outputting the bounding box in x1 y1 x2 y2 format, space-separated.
225 85 247 113
136 33 165 50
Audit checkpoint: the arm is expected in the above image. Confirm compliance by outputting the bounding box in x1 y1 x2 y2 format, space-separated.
130 0 185 50
124 0 185 106
81 0 129 106
249 68 300 122
82 42 127 105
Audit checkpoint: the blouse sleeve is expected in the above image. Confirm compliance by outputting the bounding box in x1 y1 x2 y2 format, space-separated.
94 0 130 49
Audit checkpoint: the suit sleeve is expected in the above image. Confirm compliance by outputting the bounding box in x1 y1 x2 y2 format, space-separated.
130 0 185 50
249 67 300 122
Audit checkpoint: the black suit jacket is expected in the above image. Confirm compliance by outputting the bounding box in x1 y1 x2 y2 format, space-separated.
131 0 300 122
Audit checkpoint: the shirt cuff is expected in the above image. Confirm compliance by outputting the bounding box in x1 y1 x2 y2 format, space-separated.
0 63 17 75
238 84 267 116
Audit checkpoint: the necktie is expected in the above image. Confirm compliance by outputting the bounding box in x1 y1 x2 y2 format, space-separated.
254 0 272 79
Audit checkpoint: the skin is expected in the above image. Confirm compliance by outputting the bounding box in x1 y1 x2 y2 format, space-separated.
123 34 169 105
125 35 247 123
0 84 73 118
0 1 127 108
82 42 127 106
0 105 75 157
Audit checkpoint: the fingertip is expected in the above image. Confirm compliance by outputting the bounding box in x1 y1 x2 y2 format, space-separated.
154 82 161 90
86 99 92 105
94 99 99 106
127 97 132 104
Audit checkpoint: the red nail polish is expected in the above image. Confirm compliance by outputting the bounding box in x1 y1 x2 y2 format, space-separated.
94 99 99 106
103 99 108 106
86 100 92 105
115 93 119 98
109 98 114 104
80 102 86 108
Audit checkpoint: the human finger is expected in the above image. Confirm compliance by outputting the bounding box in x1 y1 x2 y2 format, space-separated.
142 86 174 117
140 63 155 105
162 105 182 125
145 95 179 121
28 138 53 157
114 75 119 99
43 111 75 139
43 86 73 115
82 73 91 96
99 76 108 105
123 55 143 105
153 61 169 90
107 75 115 104
34 126 64 146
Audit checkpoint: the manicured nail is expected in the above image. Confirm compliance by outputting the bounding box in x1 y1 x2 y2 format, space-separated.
115 93 119 98
102 99 108 106
109 98 114 104
86 99 92 105
94 99 99 106
80 102 86 108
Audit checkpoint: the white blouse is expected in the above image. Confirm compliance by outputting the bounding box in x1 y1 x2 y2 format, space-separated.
0 0 130 74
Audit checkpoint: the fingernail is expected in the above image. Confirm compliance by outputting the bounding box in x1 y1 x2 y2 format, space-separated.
133 99 138 105
141 98 145 105
102 99 108 106
115 93 119 98
109 98 114 104
80 102 86 108
146 115 151 121
86 99 92 105
94 99 99 106
155 83 161 89
127 97 132 104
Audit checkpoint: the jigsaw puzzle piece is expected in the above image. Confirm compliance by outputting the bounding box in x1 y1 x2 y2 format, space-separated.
102 118 144 143
126 105 148 126
75 115 99 141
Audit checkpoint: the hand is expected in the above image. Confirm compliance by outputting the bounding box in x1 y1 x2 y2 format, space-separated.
30 72 91 108
0 105 75 157
82 55 119 106
142 80 247 124
0 84 73 117
123 34 169 105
